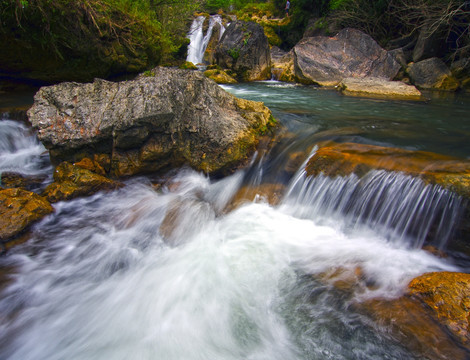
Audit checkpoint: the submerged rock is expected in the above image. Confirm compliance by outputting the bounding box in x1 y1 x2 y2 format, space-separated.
227 183 286 212
305 142 470 198
0 188 53 244
361 296 469 360
27 67 276 177
338 77 422 100
408 272 470 347
294 28 400 86
0 172 49 191
214 21 271 81
43 161 122 203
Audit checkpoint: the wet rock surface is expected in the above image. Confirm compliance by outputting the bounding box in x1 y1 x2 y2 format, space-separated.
306 142 470 198
42 161 122 203
408 271 470 346
0 187 53 244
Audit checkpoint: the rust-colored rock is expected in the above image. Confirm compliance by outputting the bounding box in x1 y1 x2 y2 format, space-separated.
227 183 286 211
0 188 53 242
360 296 468 360
42 162 122 203
306 142 470 198
0 172 48 191
74 157 106 176
408 271 470 346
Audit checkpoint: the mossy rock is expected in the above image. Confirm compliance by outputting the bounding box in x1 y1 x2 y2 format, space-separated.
0 188 53 243
305 142 470 198
203 69 237 84
359 296 469 359
408 272 470 346
179 61 198 70
42 161 122 203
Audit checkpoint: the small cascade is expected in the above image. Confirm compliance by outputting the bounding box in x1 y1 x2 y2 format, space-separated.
186 15 225 65
282 164 465 249
0 119 52 178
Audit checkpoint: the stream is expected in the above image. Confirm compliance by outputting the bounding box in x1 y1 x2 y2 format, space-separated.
1 81 470 359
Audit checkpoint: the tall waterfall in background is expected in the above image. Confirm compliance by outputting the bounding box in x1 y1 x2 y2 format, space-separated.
186 15 225 65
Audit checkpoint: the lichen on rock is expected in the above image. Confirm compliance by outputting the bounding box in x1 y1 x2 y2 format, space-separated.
27 67 277 178
0 188 53 244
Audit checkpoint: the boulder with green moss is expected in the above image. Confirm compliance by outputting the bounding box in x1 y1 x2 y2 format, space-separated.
0 188 53 244
214 21 271 81
305 142 470 198
204 69 237 84
28 67 276 177
42 161 122 203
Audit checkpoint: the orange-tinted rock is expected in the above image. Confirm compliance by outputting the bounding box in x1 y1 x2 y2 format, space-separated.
360 296 468 360
0 188 53 242
227 183 286 211
74 157 106 176
159 198 214 246
306 142 470 198
408 271 470 346
0 172 48 190
42 161 122 203
318 266 368 293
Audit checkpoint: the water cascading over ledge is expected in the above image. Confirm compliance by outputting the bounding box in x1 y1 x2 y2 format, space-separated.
186 15 225 65
281 153 465 250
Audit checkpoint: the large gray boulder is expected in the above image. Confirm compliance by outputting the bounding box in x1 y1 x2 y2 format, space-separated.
407 57 459 91
27 67 275 177
214 21 271 81
294 28 400 86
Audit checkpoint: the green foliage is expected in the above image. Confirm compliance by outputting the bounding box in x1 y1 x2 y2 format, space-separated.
272 0 331 48
236 2 277 17
329 0 470 58
0 0 204 80
0 0 167 80
204 0 230 12
228 47 240 61
143 70 156 77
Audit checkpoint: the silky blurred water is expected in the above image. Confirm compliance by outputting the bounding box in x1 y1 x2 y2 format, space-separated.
1 82 470 359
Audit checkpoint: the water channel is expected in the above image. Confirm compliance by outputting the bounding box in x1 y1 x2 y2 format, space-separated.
1 81 469 359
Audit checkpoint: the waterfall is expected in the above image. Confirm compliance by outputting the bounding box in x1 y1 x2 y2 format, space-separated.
282 161 465 250
186 15 225 65
1 82 469 360
0 119 52 178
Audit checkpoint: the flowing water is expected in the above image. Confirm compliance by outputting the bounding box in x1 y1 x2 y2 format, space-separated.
187 15 225 65
1 82 470 359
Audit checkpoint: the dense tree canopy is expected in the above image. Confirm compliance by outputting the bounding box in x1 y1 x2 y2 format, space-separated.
0 0 200 81
0 0 468 82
